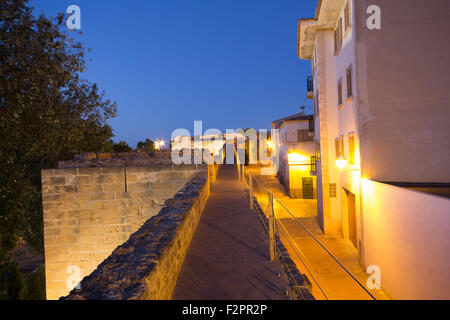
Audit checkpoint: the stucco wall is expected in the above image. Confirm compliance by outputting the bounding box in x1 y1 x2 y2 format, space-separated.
361 180 450 299
355 0 450 182
41 164 205 300
314 29 343 234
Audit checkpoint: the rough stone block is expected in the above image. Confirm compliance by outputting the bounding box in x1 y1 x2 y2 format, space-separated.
102 183 125 193
49 176 66 186
91 192 115 201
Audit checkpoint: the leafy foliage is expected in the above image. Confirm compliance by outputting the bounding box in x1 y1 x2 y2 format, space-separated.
0 0 117 263
136 139 155 153
112 141 132 153
0 262 45 300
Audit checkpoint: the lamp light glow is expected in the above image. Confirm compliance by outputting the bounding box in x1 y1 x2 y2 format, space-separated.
336 156 347 170
288 152 310 165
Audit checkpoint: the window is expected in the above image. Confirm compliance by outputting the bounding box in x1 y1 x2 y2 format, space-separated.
348 133 355 165
334 29 338 53
314 91 320 117
309 119 315 132
315 141 321 162
310 156 317 174
346 66 353 98
335 18 343 54
298 130 307 142
298 129 313 142
345 2 351 30
338 81 343 106
335 135 344 158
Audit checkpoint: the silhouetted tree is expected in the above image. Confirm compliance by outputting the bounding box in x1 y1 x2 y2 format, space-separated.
0 0 117 265
112 141 132 153
136 139 155 152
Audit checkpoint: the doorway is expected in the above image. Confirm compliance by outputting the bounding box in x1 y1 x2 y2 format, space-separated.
345 190 357 248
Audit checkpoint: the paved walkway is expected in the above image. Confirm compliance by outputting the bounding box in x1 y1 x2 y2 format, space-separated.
172 165 288 300
245 166 390 300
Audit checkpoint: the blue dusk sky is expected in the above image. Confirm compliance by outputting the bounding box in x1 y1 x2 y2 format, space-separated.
31 0 316 147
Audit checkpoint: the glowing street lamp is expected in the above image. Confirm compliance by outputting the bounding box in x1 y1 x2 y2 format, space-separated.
336 155 348 171
155 139 166 150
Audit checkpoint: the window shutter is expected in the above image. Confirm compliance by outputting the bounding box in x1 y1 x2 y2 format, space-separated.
335 138 340 158
345 3 350 30
334 29 338 53
347 67 353 98
349 133 355 165
338 82 343 106
309 119 315 132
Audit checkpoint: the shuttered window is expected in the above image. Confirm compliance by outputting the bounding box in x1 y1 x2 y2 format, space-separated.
335 18 344 54
338 81 343 106
335 136 344 158
314 91 320 117
349 133 355 165
334 29 338 53
346 66 353 98
345 2 350 30
309 119 315 132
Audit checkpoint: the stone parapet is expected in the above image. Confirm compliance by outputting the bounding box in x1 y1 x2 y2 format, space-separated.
62 174 210 300
42 164 206 300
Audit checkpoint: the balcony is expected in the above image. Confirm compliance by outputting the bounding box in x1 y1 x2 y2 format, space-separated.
306 76 314 99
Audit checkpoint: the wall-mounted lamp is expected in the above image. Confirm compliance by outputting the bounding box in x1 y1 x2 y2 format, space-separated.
336 156 347 170
288 152 310 166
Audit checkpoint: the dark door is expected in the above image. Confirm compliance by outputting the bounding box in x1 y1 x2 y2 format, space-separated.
302 177 314 199
347 192 357 248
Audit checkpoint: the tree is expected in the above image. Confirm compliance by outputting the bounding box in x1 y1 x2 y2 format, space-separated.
0 0 117 264
136 139 155 153
112 141 132 153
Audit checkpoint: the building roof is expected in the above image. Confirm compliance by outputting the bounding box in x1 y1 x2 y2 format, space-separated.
297 0 346 60
272 113 313 129
315 0 323 19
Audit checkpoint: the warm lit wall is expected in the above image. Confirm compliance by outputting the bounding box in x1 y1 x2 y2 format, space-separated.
314 29 342 234
355 0 450 182
362 180 450 299
41 165 205 300
288 166 317 199
62 174 212 300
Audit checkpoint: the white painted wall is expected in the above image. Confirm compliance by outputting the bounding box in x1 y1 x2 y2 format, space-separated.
362 180 450 299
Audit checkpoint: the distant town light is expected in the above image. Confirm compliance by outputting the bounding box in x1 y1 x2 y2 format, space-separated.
155 139 166 150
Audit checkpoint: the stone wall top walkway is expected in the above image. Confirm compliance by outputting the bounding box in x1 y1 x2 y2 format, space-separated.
172 165 289 300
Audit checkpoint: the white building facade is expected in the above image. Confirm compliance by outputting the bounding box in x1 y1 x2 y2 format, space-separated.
298 0 450 299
